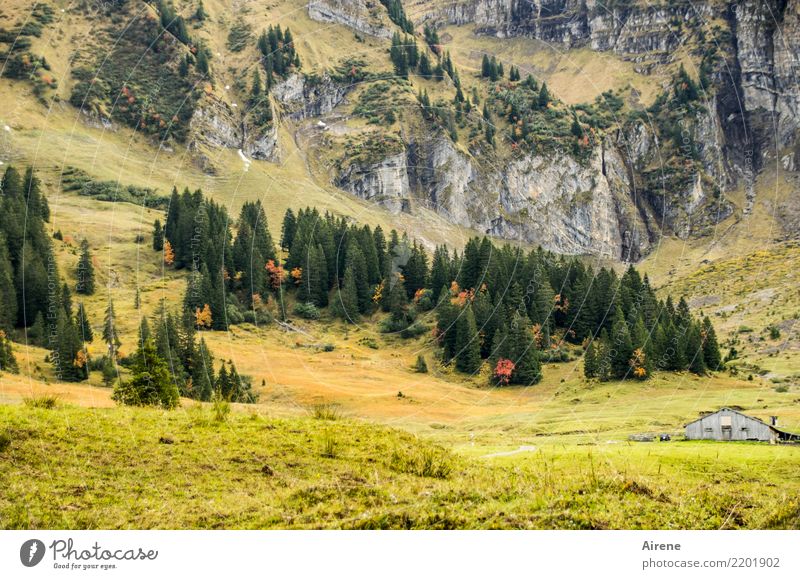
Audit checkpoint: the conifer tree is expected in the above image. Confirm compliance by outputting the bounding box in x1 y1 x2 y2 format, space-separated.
192 337 215 401
76 239 95 295
103 299 121 360
538 82 551 108
152 219 164 251
506 312 541 385
701 316 722 371
0 329 18 373
584 339 599 378
196 46 210 75
52 308 87 382
455 304 482 373
471 288 497 358
75 302 93 343
596 328 612 381
686 321 706 375
609 306 633 379
280 208 296 251
333 268 359 323
113 338 179 408
345 243 370 313
387 273 411 329
0 233 17 332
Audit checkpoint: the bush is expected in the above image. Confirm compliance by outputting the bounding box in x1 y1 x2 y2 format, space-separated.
225 304 245 325
769 326 781 340
242 310 272 325
358 337 379 349
775 385 789 393
321 343 335 352
293 302 320 320
400 322 428 339
414 354 428 373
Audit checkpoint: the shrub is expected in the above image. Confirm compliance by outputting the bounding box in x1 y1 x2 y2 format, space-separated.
769 326 781 340
775 385 789 393
243 310 272 325
400 322 428 339
293 302 320 320
358 337 379 349
414 354 428 373
225 304 245 325
321 343 335 352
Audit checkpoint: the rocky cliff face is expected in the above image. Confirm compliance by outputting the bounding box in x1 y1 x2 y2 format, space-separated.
273 74 351 120
283 0 800 259
188 95 279 171
307 0 393 39
336 152 412 213
405 133 651 260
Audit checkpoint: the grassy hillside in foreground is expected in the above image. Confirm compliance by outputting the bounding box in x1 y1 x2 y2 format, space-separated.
1 402 799 529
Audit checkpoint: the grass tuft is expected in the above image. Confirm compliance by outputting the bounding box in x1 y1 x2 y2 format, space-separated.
390 444 454 479
310 403 342 421
23 395 60 409
320 432 338 459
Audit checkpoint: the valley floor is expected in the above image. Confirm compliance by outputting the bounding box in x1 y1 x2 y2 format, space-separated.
1 402 799 529
2 321 799 529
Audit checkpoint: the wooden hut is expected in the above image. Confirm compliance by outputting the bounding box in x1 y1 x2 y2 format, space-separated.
685 408 799 442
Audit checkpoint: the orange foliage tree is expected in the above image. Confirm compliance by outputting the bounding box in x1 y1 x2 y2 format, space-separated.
195 304 212 329
163 239 175 265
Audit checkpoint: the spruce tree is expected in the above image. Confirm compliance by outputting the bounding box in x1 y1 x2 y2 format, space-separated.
152 219 164 251
686 321 707 375
596 328 612 381
701 316 722 371
75 239 95 295
333 268 359 323
345 243 370 313
584 339 599 378
103 299 121 360
538 82 550 108
113 338 179 408
52 308 87 382
280 209 296 250
436 285 458 362
0 233 17 332
455 304 482 374
506 312 541 385
609 306 633 379
192 337 215 401
75 302 93 343
0 329 18 373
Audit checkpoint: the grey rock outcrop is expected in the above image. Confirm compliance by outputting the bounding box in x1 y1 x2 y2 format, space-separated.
307 0 393 39
188 95 279 165
273 74 351 120
336 152 412 214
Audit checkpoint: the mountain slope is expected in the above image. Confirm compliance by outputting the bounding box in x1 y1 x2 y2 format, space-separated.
2 0 797 263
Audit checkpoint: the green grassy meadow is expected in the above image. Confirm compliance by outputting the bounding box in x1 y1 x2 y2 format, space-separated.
1 402 799 530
